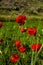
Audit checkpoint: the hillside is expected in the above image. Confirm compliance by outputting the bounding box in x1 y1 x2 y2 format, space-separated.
0 0 43 19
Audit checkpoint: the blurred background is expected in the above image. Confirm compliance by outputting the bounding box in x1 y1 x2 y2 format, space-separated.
0 0 43 18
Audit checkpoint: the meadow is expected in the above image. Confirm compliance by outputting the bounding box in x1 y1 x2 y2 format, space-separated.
0 19 43 65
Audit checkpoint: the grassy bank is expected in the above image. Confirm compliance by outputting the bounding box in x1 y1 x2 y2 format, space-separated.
0 20 43 65
0 15 43 21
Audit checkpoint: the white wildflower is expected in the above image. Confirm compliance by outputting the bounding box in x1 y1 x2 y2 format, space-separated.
42 29 43 32
0 50 2 54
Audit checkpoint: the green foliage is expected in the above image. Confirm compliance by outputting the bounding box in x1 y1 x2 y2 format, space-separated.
0 20 43 65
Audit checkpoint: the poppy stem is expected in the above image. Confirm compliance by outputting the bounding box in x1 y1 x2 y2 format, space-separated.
31 50 34 65
34 44 43 65
37 44 43 56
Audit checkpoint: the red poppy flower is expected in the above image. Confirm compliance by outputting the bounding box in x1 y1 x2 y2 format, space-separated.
27 27 36 36
16 15 26 25
20 28 27 33
18 46 26 53
0 39 3 43
0 22 4 28
14 40 21 48
10 54 20 63
31 44 42 51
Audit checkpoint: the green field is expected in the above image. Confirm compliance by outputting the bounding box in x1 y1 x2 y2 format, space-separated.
0 0 43 65
0 20 43 65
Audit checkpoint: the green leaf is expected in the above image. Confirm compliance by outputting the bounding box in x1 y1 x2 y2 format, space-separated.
4 45 9 54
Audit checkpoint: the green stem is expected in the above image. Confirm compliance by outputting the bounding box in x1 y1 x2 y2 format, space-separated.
37 44 43 56
34 44 43 65
33 37 38 65
31 50 34 65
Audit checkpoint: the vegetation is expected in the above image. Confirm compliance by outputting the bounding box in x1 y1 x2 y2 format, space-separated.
0 0 43 65
0 20 43 65
0 0 43 17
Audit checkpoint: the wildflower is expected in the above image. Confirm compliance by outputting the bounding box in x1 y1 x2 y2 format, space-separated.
10 54 20 63
16 15 26 25
18 46 26 53
14 40 21 48
20 28 27 33
31 44 42 51
27 27 36 36
0 39 3 43
0 22 4 28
